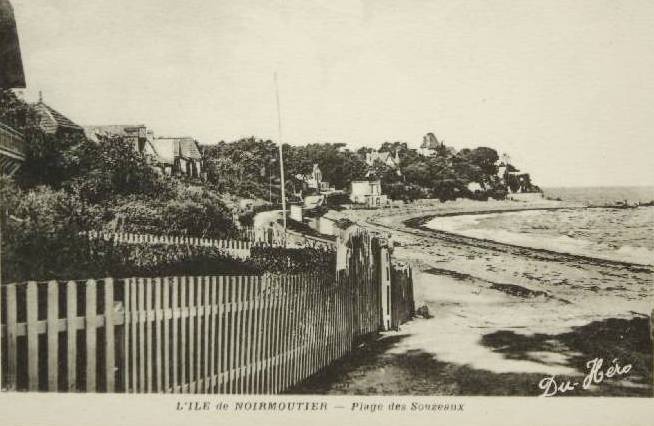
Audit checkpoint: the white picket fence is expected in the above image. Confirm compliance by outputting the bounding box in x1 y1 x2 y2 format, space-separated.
243 224 336 251
81 226 336 263
82 231 254 260
2 226 414 394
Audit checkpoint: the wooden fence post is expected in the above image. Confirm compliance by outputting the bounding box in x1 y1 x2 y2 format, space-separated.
4 284 18 391
180 276 187 393
66 281 77 392
162 277 170 393
172 277 179 393
154 278 163 393
104 278 115 393
203 276 211 393
130 279 138 392
188 276 196 393
380 247 391 331
270 276 280 393
243 276 253 393
85 280 97 392
137 278 145 393
218 276 226 393
235 276 244 393
252 276 261 393
26 281 38 391
229 275 238 393
123 278 131 393
46 281 59 392
209 276 217 393
145 278 153 394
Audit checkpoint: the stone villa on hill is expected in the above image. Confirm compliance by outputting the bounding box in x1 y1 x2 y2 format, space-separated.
419 132 444 156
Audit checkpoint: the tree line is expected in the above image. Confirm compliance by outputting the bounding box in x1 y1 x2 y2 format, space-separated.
202 138 516 202
1 87 536 282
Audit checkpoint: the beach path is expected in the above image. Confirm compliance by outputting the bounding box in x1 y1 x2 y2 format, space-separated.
289 201 653 396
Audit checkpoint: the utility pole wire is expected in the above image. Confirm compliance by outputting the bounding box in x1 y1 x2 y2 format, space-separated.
274 72 287 231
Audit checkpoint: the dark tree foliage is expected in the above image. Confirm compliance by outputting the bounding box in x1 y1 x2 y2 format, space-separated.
68 135 171 203
200 135 520 203
202 138 369 196
0 178 100 283
284 143 368 190
0 89 31 131
16 129 88 188
372 141 507 202
202 137 279 199
249 246 336 274
108 186 237 239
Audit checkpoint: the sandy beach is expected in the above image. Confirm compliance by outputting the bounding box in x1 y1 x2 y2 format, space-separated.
290 199 653 396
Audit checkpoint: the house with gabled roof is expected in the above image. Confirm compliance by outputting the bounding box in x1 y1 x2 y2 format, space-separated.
32 94 84 137
149 136 203 178
296 163 331 193
365 150 400 169
83 124 203 178
364 150 402 178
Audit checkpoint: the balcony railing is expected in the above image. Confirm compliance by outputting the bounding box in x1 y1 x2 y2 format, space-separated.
0 121 25 160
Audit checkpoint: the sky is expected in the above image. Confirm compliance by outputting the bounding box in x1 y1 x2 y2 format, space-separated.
10 0 654 187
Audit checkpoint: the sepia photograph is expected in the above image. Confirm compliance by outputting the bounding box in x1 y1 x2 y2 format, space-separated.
0 1 652 423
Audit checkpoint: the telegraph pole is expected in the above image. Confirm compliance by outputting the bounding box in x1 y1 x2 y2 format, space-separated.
274 72 287 230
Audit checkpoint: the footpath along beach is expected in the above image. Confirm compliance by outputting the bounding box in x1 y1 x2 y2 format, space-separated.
289 199 653 396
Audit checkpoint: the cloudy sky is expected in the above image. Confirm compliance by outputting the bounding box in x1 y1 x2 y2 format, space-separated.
11 0 654 187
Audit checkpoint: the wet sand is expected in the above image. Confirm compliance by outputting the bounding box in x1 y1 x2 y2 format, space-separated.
289 199 653 396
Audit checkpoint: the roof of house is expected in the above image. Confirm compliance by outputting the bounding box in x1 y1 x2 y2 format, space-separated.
149 138 176 163
175 137 201 159
83 124 146 142
149 137 202 164
368 151 390 162
366 150 400 167
33 102 83 132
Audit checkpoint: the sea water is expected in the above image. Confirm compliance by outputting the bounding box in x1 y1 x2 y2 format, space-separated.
543 186 654 205
425 187 654 266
